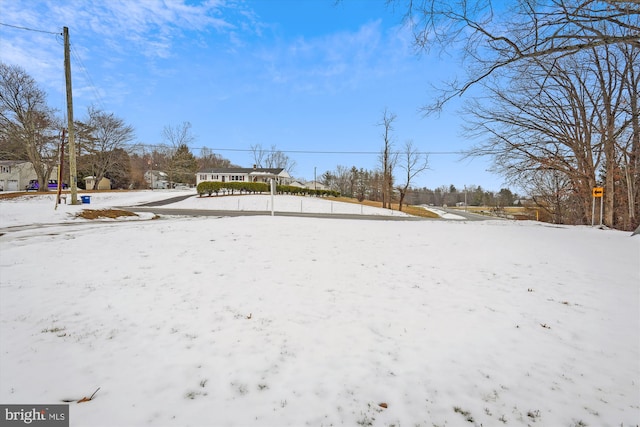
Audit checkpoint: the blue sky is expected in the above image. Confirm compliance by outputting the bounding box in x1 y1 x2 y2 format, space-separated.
0 0 507 191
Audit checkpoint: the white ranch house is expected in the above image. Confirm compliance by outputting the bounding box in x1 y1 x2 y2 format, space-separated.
196 167 292 186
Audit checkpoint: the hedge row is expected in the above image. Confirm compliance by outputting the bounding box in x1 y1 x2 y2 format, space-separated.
197 181 268 196
196 181 340 198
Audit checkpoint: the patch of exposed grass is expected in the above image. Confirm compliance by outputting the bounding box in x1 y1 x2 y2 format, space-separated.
0 192 33 200
334 197 440 218
75 209 138 220
0 189 149 200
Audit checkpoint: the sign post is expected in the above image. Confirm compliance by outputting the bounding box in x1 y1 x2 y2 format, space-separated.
592 187 604 226
270 179 276 216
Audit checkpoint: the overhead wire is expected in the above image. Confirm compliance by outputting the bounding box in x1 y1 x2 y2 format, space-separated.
1 21 106 113
0 22 61 35
128 143 463 156
70 42 107 112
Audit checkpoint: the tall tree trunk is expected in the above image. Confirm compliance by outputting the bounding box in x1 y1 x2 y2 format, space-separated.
624 47 640 227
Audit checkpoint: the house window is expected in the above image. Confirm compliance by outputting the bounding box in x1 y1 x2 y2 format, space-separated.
199 174 206 181
0 166 10 173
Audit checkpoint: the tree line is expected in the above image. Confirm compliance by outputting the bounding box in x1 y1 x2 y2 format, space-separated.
319 164 516 207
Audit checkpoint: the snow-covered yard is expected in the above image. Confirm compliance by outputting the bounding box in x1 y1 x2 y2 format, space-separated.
0 191 408 228
1 191 638 426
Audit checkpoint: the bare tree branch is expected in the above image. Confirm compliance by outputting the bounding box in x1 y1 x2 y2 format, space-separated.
396 0 640 113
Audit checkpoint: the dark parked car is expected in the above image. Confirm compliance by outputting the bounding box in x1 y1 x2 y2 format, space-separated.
26 180 69 191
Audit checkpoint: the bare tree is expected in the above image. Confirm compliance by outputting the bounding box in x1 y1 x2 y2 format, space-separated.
0 130 25 160
524 169 577 224
0 62 60 191
265 147 297 174
619 44 640 229
250 144 266 168
464 37 638 229
83 106 135 189
323 165 385 201
395 0 640 113
378 109 397 209
162 121 196 148
332 165 355 196
397 139 429 211
161 122 197 185
199 147 233 169
464 52 601 223
588 41 639 228
105 148 132 189
250 144 297 174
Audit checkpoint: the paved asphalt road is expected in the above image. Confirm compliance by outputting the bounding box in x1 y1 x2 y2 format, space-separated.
136 194 196 206
121 194 497 221
120 206 429 221
121 194 428 221
440 208 499 221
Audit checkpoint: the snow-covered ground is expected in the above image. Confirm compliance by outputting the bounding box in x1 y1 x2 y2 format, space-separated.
0 190 408 228
166 193 411 217
1 191 638 427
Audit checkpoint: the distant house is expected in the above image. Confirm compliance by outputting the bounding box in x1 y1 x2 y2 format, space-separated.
0 161 61 191
144 170 170 189
288 180 306 188
0 161 34 191
196 167 292 186
84 176 111 190
305 180 328 191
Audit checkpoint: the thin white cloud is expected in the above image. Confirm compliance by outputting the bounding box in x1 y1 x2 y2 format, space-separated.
1 1 246 65
0 0 254 106
59 0 237 58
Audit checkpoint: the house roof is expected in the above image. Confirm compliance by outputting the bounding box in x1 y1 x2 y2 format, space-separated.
198 167 286 174
0 160 29 166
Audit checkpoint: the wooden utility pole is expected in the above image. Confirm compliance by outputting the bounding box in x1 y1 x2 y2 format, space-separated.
55 129 65 209
64 26 79 205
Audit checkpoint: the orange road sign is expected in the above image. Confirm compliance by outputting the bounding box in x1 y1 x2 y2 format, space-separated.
592 187 604 197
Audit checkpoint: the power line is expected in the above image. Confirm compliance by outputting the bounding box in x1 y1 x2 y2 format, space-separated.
70 43 107 111
207 148 463 155
0 22 60 35
129 143 463 156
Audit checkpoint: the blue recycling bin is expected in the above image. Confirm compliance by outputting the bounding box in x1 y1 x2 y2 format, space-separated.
81 195 91 204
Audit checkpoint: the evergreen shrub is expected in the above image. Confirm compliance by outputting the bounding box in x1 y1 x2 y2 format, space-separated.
197 181 340 198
